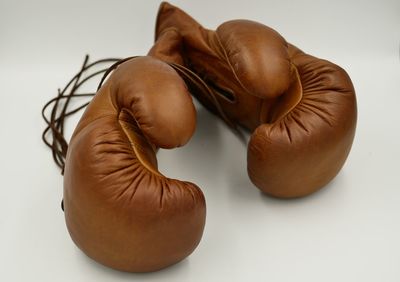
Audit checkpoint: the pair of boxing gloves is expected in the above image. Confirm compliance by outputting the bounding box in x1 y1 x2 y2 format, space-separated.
62 2 357 272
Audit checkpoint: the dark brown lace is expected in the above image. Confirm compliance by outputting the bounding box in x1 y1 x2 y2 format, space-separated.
41 55 126 174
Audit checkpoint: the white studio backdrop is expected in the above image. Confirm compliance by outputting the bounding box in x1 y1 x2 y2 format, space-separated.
0 0 399 281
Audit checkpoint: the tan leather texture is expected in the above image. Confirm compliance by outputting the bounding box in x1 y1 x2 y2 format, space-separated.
149 2 357 198
62 2 357 273
63 56 206 272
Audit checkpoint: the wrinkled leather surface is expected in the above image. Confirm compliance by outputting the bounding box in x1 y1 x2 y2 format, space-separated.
63 56 206 272
149 2 357 198
63 2 357 273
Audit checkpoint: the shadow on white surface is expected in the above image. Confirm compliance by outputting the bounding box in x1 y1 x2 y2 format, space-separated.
157 104 223 185
77 250 191 280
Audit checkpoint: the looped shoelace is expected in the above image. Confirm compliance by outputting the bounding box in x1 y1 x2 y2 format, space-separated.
41 55 124 174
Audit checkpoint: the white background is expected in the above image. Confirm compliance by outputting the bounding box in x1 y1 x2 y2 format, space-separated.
1 0 399 281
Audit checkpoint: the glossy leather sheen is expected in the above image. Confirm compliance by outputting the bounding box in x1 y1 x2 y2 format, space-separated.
149 2 357 198
63 56 206 272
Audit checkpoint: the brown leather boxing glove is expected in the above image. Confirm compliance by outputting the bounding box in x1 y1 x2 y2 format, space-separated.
149 2 357 198
63 56 205 272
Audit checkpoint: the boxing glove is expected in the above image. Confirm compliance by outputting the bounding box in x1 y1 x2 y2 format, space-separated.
149 2 357 198
63 56 206 272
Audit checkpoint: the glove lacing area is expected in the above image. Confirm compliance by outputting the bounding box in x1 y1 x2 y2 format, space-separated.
42 56 245 178
170 63 246 142
42 55 122 174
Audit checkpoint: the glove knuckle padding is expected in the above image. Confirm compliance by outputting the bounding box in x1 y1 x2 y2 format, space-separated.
112 57 195 148
248 47 357 197
151 3 357 198
63 56 205 272
216 20 292 99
